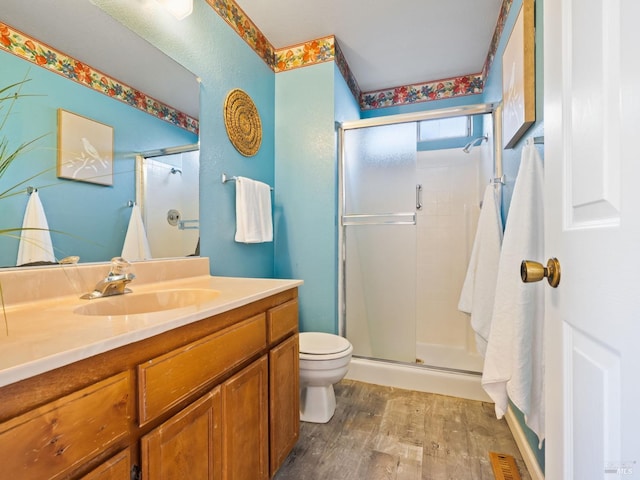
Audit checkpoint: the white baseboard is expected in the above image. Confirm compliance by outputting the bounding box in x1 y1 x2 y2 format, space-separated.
505 406 545 480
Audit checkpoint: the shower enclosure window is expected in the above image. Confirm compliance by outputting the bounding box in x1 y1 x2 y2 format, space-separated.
418 115 471 141
340 105 498 375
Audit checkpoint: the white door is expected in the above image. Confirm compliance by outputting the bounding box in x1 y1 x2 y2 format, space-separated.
544 0 640 478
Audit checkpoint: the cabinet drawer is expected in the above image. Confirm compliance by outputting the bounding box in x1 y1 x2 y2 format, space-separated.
0 372 130 480
138 313 267 424
267 299 299 344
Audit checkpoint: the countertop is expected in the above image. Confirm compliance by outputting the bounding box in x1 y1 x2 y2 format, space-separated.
0 275 302 388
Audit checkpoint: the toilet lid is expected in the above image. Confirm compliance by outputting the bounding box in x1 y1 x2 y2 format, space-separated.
299 332 352 355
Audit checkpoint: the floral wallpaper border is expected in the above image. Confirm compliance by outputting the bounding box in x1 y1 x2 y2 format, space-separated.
1 0 516 117
360 74 485 110
205 0 275 68
0 22 199 135
334 40 362 103
206 0 514 110
482 0 514 80
274 36 334 73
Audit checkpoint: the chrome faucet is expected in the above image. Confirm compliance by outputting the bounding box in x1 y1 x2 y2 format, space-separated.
81 257 135 300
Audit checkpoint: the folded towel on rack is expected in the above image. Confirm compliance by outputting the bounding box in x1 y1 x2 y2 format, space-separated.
121 204 152 261
482 139 545 447
458 183 503 356
17 190 56 266
234 176 273 243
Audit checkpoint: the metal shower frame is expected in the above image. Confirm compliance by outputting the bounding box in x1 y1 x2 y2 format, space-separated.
336 102 503 338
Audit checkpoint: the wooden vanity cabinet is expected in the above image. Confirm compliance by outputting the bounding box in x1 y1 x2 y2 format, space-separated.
0 288 300 480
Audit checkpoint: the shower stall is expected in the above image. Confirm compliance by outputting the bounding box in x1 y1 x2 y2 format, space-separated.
338 103 502 400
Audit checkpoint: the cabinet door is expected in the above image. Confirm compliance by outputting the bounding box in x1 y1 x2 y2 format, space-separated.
141 387 222 480
269 334 299 476
0 372 130 480
81 449 130 480
221 356 268 480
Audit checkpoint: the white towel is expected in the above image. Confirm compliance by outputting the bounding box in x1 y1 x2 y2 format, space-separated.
234 176 273 243
121 204 152 261
458 184 503 356
482 139 545 447
16 191 55 266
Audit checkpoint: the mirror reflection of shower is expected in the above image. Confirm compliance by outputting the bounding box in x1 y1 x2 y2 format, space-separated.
136 144 200 259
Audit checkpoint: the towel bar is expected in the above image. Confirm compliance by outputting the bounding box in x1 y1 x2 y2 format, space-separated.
221 173 273 191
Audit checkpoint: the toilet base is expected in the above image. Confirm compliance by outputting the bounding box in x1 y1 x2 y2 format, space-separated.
300 384 336 423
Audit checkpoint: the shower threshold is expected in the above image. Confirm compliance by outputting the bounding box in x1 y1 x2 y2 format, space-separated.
345 355 489 402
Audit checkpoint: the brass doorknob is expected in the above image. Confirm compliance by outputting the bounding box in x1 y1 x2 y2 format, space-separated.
520 258 561 288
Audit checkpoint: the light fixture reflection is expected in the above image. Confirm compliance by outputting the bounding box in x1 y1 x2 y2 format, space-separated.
155 0 193 20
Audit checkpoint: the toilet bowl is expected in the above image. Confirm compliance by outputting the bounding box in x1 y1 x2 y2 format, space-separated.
299 332 353 423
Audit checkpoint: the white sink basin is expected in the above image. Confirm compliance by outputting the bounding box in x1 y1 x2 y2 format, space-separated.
74 289 220 316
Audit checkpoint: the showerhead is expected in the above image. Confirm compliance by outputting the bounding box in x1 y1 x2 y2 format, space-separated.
462 135 488 153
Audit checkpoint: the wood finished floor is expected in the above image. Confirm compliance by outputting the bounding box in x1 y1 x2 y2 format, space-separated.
274 379 531 480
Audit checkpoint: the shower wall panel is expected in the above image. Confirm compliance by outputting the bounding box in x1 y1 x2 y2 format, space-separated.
415 148 484 372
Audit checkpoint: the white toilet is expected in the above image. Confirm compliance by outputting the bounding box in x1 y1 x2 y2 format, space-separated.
299 332 353 423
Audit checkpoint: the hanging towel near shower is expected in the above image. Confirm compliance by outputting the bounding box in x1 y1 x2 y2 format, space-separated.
234 176 273 243
458 183 503 356
122 204 152 261
482 139 545 447
17 190 56 266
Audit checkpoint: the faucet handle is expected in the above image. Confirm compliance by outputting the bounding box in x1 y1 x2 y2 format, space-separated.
109 257 131 276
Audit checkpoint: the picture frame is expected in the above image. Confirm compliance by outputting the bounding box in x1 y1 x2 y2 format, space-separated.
57 109 114 185
502 0 535 149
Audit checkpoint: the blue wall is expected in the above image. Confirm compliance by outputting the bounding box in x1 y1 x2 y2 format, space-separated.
0 49 196 266
96 0 276 278
273 62 358 333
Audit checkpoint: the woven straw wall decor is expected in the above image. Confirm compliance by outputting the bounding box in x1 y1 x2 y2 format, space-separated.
223 88 262 157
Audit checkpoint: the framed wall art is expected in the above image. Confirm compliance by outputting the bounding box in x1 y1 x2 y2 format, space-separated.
57 109 114 185
502 0 535 149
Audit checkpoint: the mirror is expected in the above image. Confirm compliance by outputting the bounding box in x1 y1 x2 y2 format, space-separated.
0 1 200 267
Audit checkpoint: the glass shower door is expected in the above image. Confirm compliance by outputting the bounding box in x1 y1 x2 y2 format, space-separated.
342 123 417 364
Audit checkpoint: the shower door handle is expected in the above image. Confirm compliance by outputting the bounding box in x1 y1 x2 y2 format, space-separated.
416 184 423 211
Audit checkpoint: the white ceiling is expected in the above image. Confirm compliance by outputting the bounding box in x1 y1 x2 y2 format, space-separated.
235 0 504 93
